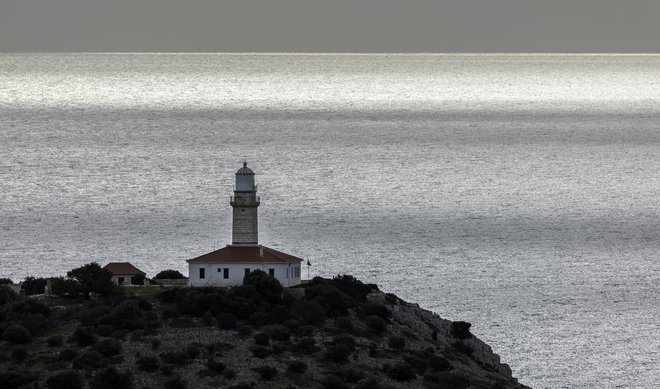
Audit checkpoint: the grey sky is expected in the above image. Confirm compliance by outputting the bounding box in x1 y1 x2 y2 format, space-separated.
1 0 659 52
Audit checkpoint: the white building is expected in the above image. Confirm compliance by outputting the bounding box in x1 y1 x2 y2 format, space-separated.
187 162 303 287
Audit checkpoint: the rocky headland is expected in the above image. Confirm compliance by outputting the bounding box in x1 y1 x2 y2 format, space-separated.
0 265 528 388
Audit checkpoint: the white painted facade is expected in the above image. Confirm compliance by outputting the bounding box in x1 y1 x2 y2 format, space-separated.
188 261 302 288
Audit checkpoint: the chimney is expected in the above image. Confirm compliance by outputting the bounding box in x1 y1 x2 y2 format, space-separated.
259 245 264 257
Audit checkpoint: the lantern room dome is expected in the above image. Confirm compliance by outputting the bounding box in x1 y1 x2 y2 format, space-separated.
236 161 254 175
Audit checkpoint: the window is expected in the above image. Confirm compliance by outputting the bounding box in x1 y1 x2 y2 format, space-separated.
117 277 125 285
269 268 275 276
217 268 222 272
199 268 205 279
245 268 250 276
223 268 229 279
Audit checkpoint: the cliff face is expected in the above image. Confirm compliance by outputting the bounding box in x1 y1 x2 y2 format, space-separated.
369 291 523 387
0 275 528 389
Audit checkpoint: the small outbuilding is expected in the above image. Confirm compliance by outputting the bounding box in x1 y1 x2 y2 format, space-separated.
103 262 146 286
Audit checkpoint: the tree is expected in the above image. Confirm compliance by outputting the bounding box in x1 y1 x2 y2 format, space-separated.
67 263 116 296
21 276 47 295
154 270 186 279
243 269 283 304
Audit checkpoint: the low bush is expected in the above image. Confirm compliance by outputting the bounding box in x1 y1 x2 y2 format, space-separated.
0 285 18 304
321 375 348 389
48 335 64 347
383 362 416 382
253 365 278 380
0 278 13 285
335 316 354 332
11 347 28 362
287 360 307 374
90 367 133 389
206 357 226 374
250 345 271 358
2 324 33 344
428 355 452 372
160 350 190 365
154 270 186 280
223 368 237 379
95 338 122 357
253 332 270 346
388 336 405 350
339 368 364 383
59 348 79 361
164 376 187 389
72 350 105 370
364 315 387 336
0 371 36 389
451 341 473 355
46 370 83 389
217 312 237 329
71 326 97 346
323 344 353 364
137 355 160 372
294 337 319 354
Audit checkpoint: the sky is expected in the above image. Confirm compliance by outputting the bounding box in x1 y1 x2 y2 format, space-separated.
1 0 660 52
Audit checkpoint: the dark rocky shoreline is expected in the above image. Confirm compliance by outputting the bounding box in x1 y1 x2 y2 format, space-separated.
0 267 528 388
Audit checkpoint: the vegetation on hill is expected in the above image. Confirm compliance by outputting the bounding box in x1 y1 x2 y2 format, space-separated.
0 263 526 389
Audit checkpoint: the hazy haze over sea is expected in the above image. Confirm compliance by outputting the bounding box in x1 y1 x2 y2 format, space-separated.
1 53 660 388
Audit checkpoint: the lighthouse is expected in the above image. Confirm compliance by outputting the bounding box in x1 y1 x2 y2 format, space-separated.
187 162 304 287
230 162 260 245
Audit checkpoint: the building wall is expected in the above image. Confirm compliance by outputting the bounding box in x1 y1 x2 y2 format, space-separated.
188 262 302 287
111 275 133 285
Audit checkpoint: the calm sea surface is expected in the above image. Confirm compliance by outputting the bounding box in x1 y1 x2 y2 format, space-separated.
2 53 660 388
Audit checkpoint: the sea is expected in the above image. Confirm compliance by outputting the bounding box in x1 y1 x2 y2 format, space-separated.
1 53 659 388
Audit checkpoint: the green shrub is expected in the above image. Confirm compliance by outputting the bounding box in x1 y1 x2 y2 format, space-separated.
323 344 352 364
243 270 283 304
332 334 356 350
59 348 79 361
2 324 32 344
237 324 253 337
11 347 28 362
253 365 278 380
0 278 13 285
160 350 190 365
383 362 416 382
71 326 97 346
388 336 405 350
223 368 236 379
131 274 146 285
335 316 354 332
364 315 387 336
137 355 160 372
217 312 237 329
250 345 271 358
429 355 452 372
95 338 122 357
72 350 105 370
20 312 49 336
321 375 348 389
49 277 83 298
164 376 187 389
253 331 270 346
0 285 18 304
294 337 319 354
206 357 226 373
430 372 471 389
48 335 64 347
151 339 161 350
357 377 384 389
154 270 186 279
357 303 391 320
339 368 364 383
90 367 133 389
287 360 307 374
0 371 36 388
46 370 83 389
264 324 290 341
403 355 429 375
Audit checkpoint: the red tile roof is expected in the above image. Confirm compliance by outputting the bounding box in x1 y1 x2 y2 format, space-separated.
187 245 303 264
103 262 146 276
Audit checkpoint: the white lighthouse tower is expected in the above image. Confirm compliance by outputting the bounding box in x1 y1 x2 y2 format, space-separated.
186 162 303 288
230 162 260 245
